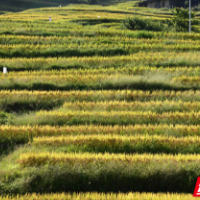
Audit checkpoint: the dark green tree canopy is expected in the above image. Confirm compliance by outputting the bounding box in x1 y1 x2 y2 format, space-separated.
171 7 197 32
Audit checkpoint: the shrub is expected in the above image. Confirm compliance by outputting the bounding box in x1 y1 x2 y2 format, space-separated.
0 111 13 125
122 17 164 31
170 7 198 32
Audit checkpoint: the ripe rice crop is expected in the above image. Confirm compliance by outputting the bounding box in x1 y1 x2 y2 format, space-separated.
1 66 200 77
0 192 192 200
0 6 172 23
1 35 200 45
12 152 200 193
2 67 200 77
2 52 200 71
1 23 200 40
1 2 200 196
0 71 105 83
1 42 200 58
1 68 200 91
18 152 200 167
0 90 199 103
0 43 129 58
2 89 200 112
174 76 200 85
62 100 200 112
0 9 168 22
23 110 200 126
33 134 200 154
0 72 196 91
2 124 200 144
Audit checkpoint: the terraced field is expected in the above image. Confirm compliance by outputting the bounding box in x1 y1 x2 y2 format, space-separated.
0 1 200 199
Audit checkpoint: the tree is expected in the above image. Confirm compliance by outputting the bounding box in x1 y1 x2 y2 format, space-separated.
122 17 164 32
171 7 197 32
87 0 98 4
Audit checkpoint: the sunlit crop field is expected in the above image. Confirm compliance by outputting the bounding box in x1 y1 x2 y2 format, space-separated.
0 1 198 199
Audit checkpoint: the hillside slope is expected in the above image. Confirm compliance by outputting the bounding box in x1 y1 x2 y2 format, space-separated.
0 0 135 11
1 1 200 199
